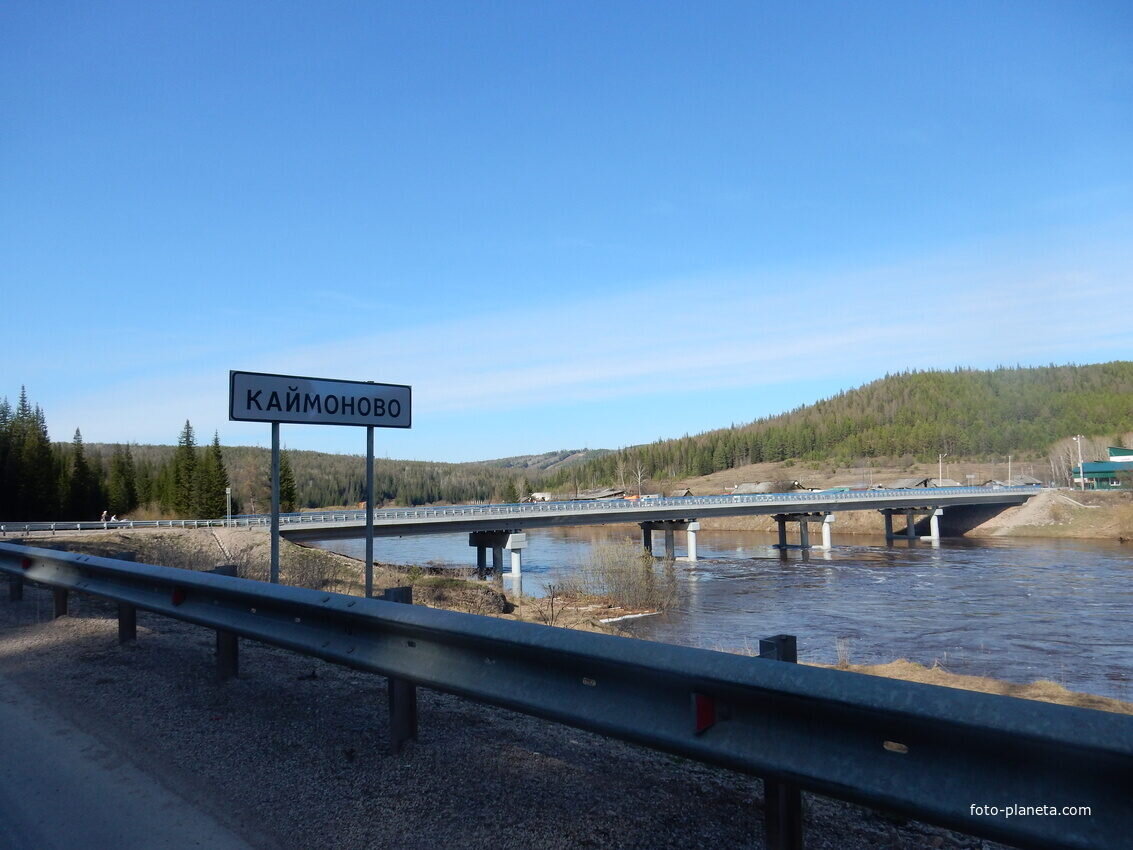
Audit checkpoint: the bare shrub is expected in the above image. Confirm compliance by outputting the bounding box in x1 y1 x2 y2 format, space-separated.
836 637 852 669
280 547 351 591
567 542 678 611
534 582 565 626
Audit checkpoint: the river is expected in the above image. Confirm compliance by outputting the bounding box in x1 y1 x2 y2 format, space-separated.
312 526 1133 702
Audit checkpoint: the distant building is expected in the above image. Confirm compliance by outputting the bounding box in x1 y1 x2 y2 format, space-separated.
669 488 693 498
1073 448 1133 489
888 477 932 489
575 487 626 501
1107 447 1133 463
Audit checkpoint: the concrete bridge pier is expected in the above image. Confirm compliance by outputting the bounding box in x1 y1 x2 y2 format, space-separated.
923 509 943 545
469 530 520 578
686 521 700 561
772 513 831 552
506 533 527 576
879 507 942 543
639 520 700 561
820 514 835 551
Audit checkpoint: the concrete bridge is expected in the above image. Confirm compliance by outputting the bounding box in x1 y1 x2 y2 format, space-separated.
275 486 1037 574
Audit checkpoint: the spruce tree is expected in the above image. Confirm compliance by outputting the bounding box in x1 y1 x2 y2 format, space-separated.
0 397 11 518
19 401 59 519
67 428 100 519
194 432 229 518
278 450 297 512
107 444 139 516
172 420 197 516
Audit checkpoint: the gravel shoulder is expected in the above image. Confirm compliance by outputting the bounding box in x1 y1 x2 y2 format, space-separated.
0 584 1010 850
0 669 257 850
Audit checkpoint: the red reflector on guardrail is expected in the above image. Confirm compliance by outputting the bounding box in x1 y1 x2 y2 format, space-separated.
171 588 187 606
21 557 32 570
692 692 716 734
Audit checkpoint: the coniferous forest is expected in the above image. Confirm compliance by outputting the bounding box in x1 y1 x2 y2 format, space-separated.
545 362 1133 490
2 363 1131 520
0 387 532 520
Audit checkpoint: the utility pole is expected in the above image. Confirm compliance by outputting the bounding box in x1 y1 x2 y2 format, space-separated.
1007 455 1012 485
939 453 947 483
1073 436 1085 491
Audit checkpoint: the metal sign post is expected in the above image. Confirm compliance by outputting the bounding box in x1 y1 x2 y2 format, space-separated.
271 421 280 584
229 371 411 594
365 424 375 597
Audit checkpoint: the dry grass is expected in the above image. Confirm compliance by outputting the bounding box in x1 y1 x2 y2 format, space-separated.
560 542 679 612
825 659 1133 716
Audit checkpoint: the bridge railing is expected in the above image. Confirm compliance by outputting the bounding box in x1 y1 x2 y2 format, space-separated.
0 486 1040 535
0 540 1125 849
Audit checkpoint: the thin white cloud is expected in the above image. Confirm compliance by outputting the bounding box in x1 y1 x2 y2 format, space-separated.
44 231 1133 454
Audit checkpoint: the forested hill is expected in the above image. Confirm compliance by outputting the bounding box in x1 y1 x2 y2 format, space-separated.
89 445 534 514
545 362 1133 488
478 449 609 472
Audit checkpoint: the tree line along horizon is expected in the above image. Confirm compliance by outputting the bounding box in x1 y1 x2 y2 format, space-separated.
2 362 1131 521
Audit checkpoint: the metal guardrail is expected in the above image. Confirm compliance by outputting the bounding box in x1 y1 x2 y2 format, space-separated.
1 540 1128 849
0 486 1040 536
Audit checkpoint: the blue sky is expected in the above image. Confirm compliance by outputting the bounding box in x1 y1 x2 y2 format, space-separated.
3 1 1131 462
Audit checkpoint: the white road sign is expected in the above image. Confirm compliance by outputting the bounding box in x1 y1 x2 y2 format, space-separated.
229 371 412 428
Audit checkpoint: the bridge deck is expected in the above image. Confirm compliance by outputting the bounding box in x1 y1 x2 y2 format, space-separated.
275 487 1036 541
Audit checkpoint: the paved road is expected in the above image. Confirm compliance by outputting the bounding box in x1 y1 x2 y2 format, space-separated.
0 673 253 850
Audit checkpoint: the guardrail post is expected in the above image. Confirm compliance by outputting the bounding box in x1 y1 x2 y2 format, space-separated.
210 565 239 680
53 587 68 619
758 634 802 850
382 586 417 754
8 574 23 602
118 602 136 643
